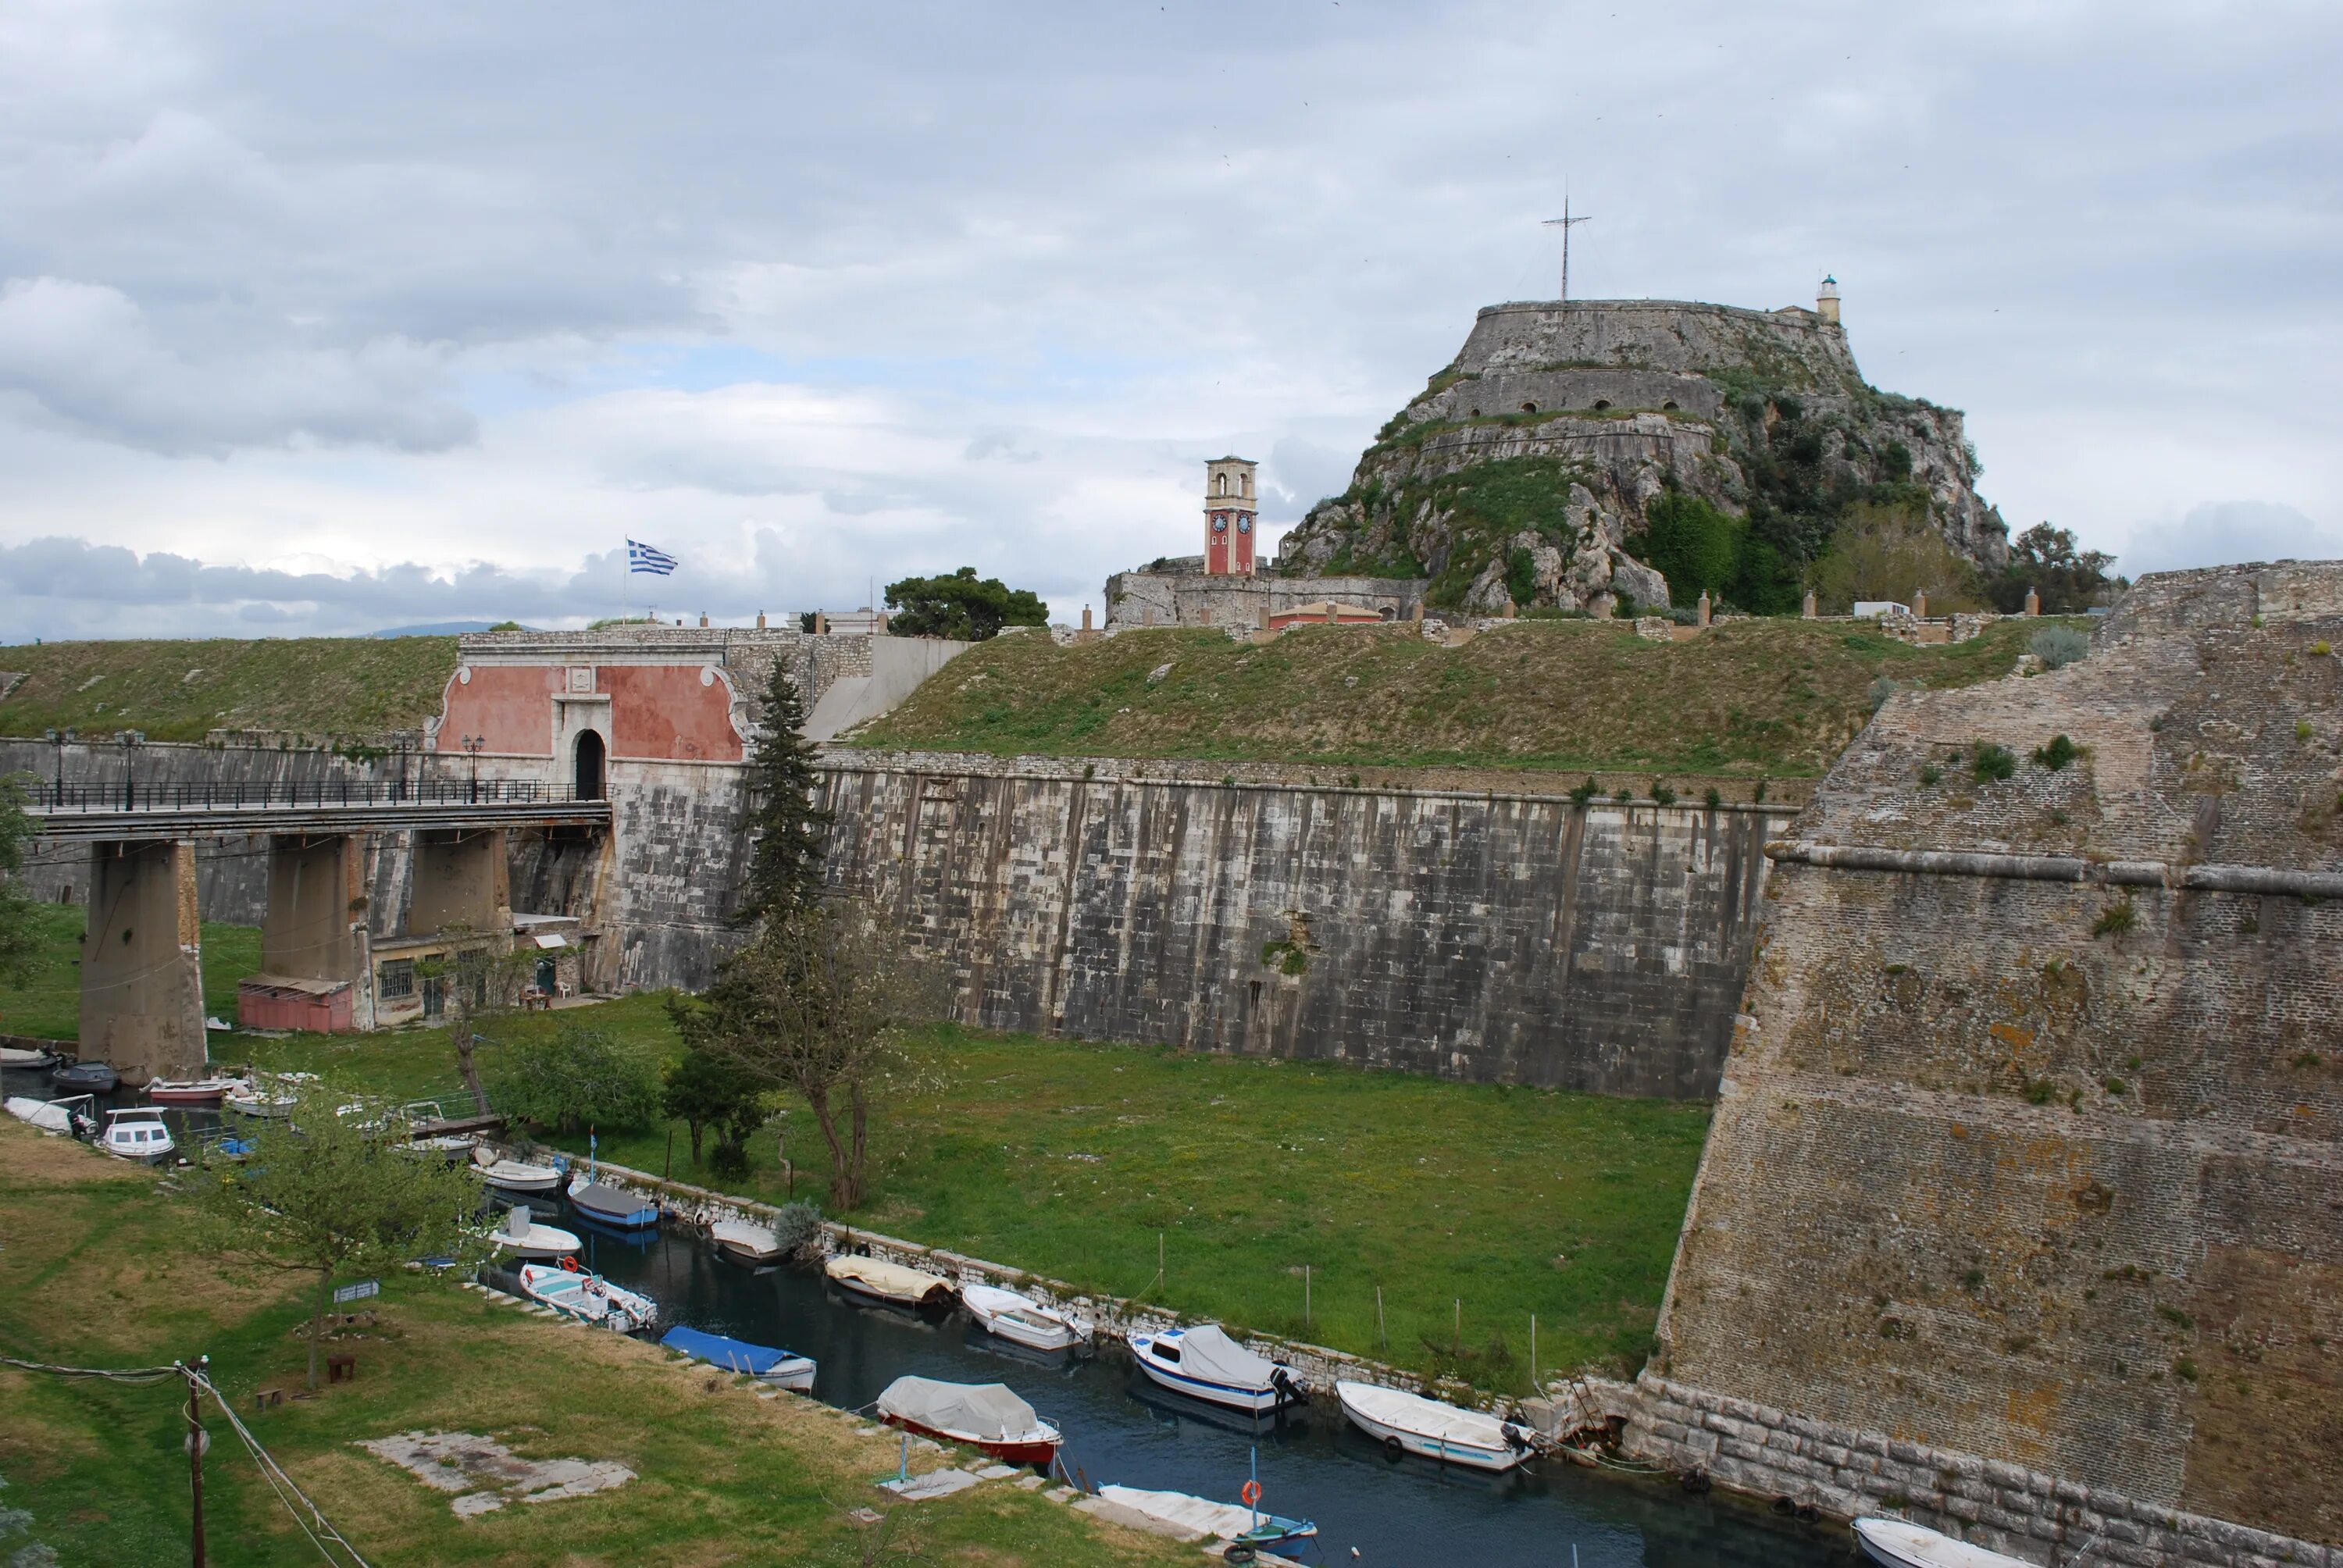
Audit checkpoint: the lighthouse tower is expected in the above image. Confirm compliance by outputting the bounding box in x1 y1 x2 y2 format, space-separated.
1204 456 1257 576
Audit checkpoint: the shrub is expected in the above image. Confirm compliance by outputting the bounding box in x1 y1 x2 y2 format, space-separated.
2028 625 2091 670
2033 733 2081 771
1919 764 1942 786
1972 743 2017 782
1650 782 1678 807
2296 719 2315 742
2092 900 2137 938
1867 675 1898 712
487 1025 665 1135
1703 786 1722 810
769 1201 824 1256
1613 787 1633 804
1569 777 1599 808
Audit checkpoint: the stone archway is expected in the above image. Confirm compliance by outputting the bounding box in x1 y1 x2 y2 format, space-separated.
573 729 606 800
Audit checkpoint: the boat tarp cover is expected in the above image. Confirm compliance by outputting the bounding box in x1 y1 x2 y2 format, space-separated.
1097 1486 1258 1541
660 1324 797 1377
4 1097 74 1134
572 1181 654 1217
711 1220 779 1249
828 1255 946 1299
877 1377 1039 1441
961 1284 1053 1320
1337 1380 1510 1447
1175 1324 1278 1388
1853 1519 2033 1568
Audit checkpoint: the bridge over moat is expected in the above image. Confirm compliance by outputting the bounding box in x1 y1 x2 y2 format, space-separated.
25 779 612 1085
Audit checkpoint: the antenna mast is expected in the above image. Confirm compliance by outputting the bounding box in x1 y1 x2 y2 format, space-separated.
1541 193 1592 302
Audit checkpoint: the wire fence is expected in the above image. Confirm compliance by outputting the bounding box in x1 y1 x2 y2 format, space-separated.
29 776 599 814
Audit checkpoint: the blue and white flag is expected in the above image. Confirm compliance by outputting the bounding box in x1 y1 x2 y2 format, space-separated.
627 538 679 576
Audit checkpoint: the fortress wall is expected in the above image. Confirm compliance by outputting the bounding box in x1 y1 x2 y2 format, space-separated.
819 750 1793 1096
1631 564 2343 1559
1103 572 1426 631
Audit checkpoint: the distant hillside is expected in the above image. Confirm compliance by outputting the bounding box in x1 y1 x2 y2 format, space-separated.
0 636 458 744
843 618 2074 781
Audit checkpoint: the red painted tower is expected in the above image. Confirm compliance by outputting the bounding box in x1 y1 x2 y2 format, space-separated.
1203 456 1257 576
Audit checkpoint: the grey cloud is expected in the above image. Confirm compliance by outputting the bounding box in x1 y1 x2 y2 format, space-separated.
2123 502 2342 578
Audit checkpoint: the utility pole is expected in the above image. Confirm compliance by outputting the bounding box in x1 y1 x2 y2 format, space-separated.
183 1355 209 1567
1542 194 1592 302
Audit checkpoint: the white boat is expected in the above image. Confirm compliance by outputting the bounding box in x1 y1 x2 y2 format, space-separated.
5 1095 92 1136
825 1253 954 1308
1128 1324 1300 1413
401 1132 480 1160
711 1218 785 1266
223 1073 301 1118
515 1261 658 1333
472 1146 563 1194
100 1107 177 1162
1854 1518 2035 1568
1334 1380 1533 1471
661 1325 816 1391
0 1046 62 1069
875 1375 1061 1466
147 1076 235 1105
961 1283 1086 1352
490 1204 580 1261
1095 1485 1318 1552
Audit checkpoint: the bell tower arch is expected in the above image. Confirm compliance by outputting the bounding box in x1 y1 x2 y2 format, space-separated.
1203 456 1257 576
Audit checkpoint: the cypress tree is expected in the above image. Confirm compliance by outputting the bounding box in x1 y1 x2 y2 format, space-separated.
736 659 833 926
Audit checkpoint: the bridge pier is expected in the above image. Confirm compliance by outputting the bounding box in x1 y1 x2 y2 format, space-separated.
410 827 511 935
80 839 206 1085
251 834 373 1032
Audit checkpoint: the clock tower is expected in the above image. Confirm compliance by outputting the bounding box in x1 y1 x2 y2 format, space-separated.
1203 456 1257 576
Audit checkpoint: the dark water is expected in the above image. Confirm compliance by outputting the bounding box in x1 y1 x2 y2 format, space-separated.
2 1065 1853 1566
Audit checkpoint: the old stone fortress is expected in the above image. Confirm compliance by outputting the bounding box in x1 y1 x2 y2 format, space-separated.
9 282 2337 1568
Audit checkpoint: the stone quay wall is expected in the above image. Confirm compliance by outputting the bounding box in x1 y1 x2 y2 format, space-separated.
1635 562 2343 1559
819 749 1795 1096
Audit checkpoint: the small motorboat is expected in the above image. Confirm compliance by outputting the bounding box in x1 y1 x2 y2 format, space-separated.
51 1060 119 1094
711 1218 785 1266
1854 1518 2035 1568
824 1253 954 1308
660 1324 816 1391
515 1260 658 1333
0 1045 62 1070
1129 1324 1300 1414
1096 1484 1318 1554
473 1146 564 1194
223 1074 299 1118
567 1170 659 1230
490 1204 580 1262
875 1375 1059 1466
147 1076 235 1106
5 1095 95 1137
402 1132 480 1161
962 1282 1086 1352
1335 1380 1534 1472
100 1107 177 1162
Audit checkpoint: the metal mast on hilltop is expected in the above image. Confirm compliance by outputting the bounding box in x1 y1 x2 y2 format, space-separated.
1542 194 1592 302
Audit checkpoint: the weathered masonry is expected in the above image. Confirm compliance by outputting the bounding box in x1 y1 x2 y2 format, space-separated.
822 751 1794 1097
1628 562 2343 1564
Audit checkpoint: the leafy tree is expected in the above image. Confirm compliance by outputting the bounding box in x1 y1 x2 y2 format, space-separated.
0 774 39 987
1989 523 2120 614
1806 503 1985 615
196 1081 488 1388
672 897 942 1208
883 567 1048 642
486 1025 664 1135
736 661 833 928
1632 494 1740 608
658 1027 769 1169
415 926 536 1114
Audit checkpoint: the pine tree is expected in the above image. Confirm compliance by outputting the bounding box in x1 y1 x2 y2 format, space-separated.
736 659 833 926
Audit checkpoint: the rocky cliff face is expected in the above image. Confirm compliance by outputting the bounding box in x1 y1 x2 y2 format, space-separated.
1278 299 2008 614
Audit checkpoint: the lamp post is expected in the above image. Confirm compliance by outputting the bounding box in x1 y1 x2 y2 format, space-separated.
461 734 484 803
118 729 144 811
43 726 75 806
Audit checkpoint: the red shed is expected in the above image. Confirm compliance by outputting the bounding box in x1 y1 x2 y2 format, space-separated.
237 975 355 1033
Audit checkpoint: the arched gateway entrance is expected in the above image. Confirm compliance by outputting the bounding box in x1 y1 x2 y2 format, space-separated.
573 729 605 800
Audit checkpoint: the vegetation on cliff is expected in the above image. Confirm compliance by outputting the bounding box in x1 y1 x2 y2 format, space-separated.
847 616 2081 780
0 635 458 743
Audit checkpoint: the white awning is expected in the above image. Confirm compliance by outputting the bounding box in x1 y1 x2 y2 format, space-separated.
532 934 567 949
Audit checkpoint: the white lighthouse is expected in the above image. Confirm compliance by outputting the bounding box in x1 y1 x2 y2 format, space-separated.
1817 275 1842 325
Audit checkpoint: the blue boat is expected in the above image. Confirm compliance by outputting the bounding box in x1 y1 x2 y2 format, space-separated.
660 1324 816 1390
566 1171 658 1230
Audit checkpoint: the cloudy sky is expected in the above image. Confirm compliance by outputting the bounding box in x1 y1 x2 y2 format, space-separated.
2 1 2337 640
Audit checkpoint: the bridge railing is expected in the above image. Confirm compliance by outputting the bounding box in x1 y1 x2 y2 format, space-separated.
30 776 603 814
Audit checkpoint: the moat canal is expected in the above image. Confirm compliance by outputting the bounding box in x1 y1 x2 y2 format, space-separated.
551 1198 1855 1568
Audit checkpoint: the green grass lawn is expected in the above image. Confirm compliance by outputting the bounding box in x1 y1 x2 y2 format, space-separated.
0 902 262 1040
235 1007 1710 1390
0 634 458 743
0 1121 1185 1567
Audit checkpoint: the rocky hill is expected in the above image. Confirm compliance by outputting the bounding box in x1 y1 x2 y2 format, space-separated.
1278 297 2008 615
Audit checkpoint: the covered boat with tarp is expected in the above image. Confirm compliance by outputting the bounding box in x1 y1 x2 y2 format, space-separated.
875 1375 1060 1466
1128 1324 1301 1413
825 1253 954 1308
660 1324 815 1390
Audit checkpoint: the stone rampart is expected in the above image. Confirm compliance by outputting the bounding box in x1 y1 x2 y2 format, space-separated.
1104 569 1426 632
818 749 1795 1096
1635 563 2343 1556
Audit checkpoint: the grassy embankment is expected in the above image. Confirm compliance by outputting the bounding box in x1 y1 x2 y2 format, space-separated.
0 1121 1186 1568
0 635 457 743
847 615 2079 780
0 903 259 1039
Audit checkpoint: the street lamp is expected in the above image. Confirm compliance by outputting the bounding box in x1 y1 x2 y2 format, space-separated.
461 734 484 803
43 726 76 805
117 729 144 811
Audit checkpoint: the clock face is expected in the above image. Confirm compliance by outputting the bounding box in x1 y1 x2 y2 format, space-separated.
1236 516 1252 534
1212 515 1228 533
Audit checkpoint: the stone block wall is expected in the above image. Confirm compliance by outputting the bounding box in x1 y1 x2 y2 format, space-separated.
1103 569 1427 632
1638 563 2343 1556
819 750 1794 1096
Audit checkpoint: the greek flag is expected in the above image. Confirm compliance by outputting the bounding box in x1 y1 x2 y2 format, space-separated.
627 538 679 576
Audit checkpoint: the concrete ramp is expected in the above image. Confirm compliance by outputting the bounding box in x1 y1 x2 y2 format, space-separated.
806 637 970 741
